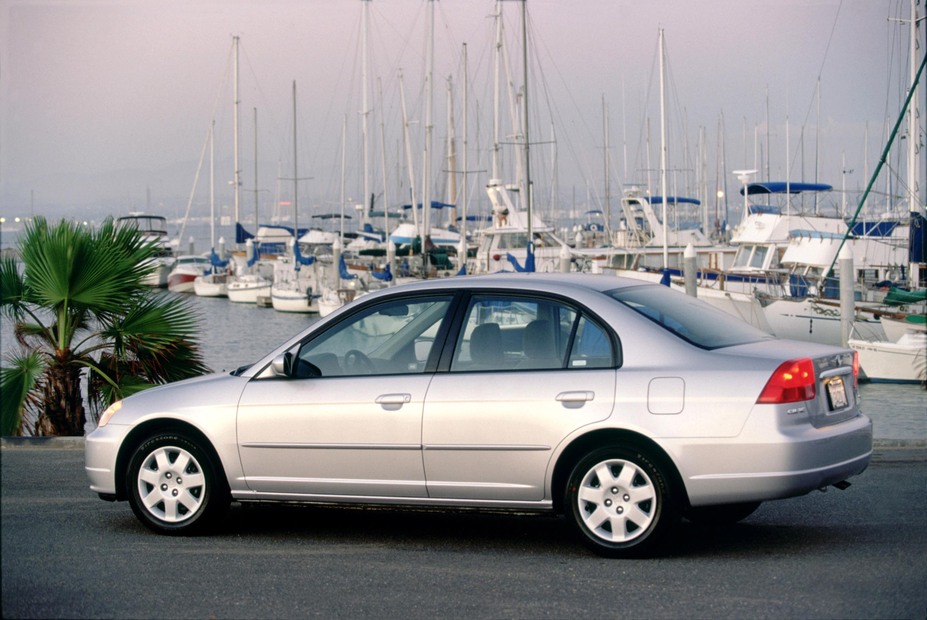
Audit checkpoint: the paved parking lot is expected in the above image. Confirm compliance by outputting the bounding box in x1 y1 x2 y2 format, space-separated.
2 443 925 618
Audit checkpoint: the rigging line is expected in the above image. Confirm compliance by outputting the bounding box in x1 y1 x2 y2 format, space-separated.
789 0 843 180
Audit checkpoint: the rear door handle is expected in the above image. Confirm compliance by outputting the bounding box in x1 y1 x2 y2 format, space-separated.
556 391 594 409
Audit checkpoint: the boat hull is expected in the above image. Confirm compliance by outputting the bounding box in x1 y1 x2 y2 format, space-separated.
849 333 927 383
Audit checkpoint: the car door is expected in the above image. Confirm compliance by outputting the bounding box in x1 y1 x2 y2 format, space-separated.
422 294 617 502
237 295 453 498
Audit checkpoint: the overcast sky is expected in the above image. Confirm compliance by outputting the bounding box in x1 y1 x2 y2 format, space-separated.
0 0 922 229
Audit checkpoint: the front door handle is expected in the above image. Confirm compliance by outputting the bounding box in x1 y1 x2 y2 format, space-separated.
376 393 412 410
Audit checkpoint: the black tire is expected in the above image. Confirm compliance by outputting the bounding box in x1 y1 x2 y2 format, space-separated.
565 445 679 558
684 501 762 525
126 432 229 535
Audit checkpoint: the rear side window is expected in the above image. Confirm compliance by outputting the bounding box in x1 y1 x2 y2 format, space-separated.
450 295 614 372
609 285 771 349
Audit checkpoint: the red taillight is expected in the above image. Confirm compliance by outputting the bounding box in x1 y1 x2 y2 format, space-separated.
757 358 817 404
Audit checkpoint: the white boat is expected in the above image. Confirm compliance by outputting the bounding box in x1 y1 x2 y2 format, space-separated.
881 313 927 341
466 180 573 275
270 254 319 314
167 254 211 293
759 296 886 345
116 214 175 287
226 238 274 303
591 189 735 276
227 272 272 304
193 272 228 297
849 330 927 384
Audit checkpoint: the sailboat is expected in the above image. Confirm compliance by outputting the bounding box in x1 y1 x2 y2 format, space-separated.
270 81 318 313
466 0 574 276
193 120 230 298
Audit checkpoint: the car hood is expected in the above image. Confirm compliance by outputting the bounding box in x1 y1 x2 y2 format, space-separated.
113 371 249 421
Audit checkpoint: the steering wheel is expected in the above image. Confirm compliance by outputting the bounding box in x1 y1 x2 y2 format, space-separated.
343 349 376 375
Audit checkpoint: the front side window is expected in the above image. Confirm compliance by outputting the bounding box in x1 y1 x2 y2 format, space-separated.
450 295 613 372
293 296 452 377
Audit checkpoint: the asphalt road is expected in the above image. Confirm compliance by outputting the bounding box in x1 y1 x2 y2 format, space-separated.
2 444 926 619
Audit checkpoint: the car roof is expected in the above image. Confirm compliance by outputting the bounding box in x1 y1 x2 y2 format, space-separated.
369 273 650 298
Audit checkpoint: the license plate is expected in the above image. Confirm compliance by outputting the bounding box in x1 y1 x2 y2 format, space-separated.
825 377 848 410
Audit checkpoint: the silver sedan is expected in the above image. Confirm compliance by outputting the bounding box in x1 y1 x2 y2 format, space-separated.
85 273 872 557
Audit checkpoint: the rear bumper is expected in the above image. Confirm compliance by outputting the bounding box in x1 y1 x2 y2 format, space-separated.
669 413 873 506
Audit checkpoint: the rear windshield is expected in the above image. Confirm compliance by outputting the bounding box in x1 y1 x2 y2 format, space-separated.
609 285 773 349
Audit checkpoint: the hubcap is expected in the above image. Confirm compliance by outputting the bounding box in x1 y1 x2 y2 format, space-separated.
137 446 206 523
576 458 657 543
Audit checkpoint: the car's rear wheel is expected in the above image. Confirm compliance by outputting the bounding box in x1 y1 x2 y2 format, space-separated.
684 501 761 525
126 432 229 534
565 445 678 558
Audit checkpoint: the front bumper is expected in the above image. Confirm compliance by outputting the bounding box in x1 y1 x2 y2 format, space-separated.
84 424 131 497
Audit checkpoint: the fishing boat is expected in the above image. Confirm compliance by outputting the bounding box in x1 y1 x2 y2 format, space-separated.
467 179 572 274
116 214 175 287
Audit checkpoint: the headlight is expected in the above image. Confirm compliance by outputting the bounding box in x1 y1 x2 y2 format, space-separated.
98 400 123 427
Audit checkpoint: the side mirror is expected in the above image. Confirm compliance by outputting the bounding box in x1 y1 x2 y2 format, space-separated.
271 353 291 377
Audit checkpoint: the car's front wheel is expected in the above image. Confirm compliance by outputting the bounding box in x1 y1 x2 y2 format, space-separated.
565 445 679 558
126 432 229 534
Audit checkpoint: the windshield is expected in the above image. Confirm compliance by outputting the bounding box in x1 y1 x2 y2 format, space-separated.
609 285 773 349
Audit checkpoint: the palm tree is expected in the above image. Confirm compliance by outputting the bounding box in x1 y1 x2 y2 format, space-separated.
0 217 209 436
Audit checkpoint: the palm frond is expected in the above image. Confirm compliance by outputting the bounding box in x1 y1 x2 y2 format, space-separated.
0 351 46 436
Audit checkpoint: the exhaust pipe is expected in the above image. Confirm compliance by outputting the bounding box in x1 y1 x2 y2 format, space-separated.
833 480 852 490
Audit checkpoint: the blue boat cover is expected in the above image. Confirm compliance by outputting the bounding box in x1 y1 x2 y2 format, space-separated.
740 182 833 196
338 254 357 280
851 221 898 237
748 205 781 215
402 201 457 210
648 196 701 206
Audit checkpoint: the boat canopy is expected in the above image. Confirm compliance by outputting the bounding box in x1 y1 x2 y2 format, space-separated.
235 223 309 244
312 213 352 220
747 205 781 215
401 200 457 210
740 182 833 196
647 196 701 206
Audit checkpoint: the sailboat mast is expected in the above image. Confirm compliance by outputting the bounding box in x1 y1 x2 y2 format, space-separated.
399 72 419 232
233 35 241 227
461 42 469 266
906 0 922 215
340 114 347 243
424 0 435 247
521 0 532 250
603 95 610 231
292 80 298 234
658 28 668 269
362 0 371 226
210 120 216 248
377 77 392 266
492 2 502 181
447 75 457 224
253 107 259 227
